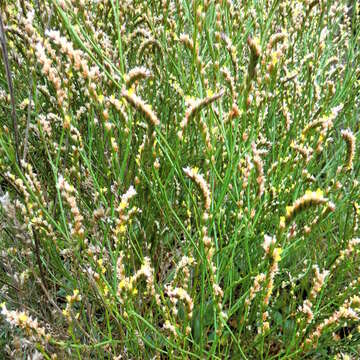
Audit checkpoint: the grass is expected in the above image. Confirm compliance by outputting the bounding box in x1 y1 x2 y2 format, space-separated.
0 0 360 359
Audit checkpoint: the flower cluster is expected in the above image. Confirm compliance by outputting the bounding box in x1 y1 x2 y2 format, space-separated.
1 303 51 343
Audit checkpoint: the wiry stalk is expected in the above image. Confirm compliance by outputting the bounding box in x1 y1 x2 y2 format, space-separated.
0 11 20 167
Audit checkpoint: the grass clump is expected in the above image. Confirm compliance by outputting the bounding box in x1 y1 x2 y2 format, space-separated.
0 0 360 359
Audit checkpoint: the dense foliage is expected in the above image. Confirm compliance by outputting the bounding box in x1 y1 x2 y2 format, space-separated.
0 0 360 359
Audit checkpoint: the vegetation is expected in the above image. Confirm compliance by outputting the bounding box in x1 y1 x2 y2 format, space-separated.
0 0 360 358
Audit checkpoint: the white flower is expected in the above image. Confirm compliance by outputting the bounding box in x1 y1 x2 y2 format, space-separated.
0 192 10 209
